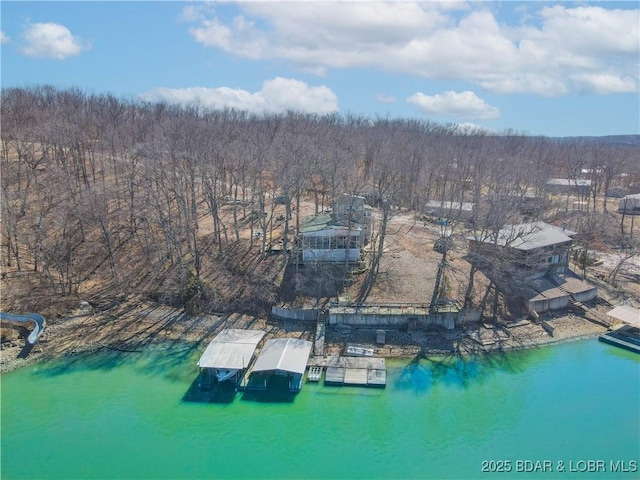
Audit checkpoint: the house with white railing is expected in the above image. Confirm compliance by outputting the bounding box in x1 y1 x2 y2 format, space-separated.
299 194 371 264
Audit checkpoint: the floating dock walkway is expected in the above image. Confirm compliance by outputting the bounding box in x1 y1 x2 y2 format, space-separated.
599 325 640 354
308 355 386 387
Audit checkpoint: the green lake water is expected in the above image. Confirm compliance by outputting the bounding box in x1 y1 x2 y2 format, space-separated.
1 338 638 480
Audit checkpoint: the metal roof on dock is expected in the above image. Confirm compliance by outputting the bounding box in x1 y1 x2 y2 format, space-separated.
252 338 313 375
197 329 266 370
606 305 640 328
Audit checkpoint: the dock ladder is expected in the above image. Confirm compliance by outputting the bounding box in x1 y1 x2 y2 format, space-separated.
307 365 323 382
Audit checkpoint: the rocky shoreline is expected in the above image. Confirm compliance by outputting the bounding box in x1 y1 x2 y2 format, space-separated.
0 300 613 375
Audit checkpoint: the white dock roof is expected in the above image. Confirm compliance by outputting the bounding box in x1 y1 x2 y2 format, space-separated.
607 306 640 328
197 329 266 370
252 338 312 375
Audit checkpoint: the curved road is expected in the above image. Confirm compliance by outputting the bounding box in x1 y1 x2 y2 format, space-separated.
0 312 46 344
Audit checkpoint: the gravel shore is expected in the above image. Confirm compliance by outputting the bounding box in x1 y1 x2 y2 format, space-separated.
0 300 612 375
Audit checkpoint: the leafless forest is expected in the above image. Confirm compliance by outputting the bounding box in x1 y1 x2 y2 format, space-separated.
1 86 639 320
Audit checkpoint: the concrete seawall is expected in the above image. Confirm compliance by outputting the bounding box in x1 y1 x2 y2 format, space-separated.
271 306 319 322
272 304 481 331
328 305 480 330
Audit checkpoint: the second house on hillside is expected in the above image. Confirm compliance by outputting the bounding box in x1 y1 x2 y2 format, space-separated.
467 221 597 313
468 221 576 280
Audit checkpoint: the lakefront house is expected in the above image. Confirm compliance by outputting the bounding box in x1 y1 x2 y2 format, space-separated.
468 221 575 280
299 194 372 264
467 221 597 313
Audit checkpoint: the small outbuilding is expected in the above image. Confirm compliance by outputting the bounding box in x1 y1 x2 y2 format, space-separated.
247 338 313 392
618 193 640 215
606 187 630 198
423 200 475 221
545 178 592 196
525 275 597 313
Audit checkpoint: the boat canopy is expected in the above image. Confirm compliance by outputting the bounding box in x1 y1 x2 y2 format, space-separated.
252 338 312 375
197 329 266 370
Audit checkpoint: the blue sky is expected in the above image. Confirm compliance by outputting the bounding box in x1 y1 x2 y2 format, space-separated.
1 1 638 137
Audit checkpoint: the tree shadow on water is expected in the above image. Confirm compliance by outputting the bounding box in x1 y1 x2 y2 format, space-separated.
37 308 229 378
182 377 237 404
33 349 130 377
240 376 297 403
393 345 544 393
241 389 296 404
33 340 203 380
394 355 434 394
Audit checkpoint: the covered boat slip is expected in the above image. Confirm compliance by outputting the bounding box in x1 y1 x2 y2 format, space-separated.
599 325 640 354
197 329 266 388
600 306 640 354
243 338 313 393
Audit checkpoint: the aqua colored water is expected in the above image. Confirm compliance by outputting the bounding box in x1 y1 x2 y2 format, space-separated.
1 339 638 480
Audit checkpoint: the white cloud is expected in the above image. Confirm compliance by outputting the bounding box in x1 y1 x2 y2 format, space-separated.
184 2 639 96
140 77 338 114
536 6 639 55
189 15 268 60
375 93 395 104
570 73 637 95
19 22 89 59
1 31 10 44
407 90 500 120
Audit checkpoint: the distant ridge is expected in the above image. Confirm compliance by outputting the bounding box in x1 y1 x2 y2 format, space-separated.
553 135 640 147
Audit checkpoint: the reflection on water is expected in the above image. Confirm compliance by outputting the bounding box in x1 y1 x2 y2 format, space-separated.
2 339 638 480
35 341 202 381
393 346 550 393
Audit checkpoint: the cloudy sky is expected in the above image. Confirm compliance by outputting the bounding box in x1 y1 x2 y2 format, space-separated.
1 1 638 136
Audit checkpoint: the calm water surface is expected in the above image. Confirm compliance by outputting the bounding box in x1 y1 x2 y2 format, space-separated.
1 339 638 480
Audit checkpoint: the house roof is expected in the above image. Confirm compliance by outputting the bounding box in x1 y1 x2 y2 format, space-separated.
622 193 640 200
480 221 576 251
300 213 333 233
424 200 474 211
197 329 266 370
252 338 312 375
527 276 597 302
299 213 363 235
546 178 592 187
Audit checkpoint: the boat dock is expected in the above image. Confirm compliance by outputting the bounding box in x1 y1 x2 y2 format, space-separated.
308 355 386 387
197 329 266 389
599 324 640 354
